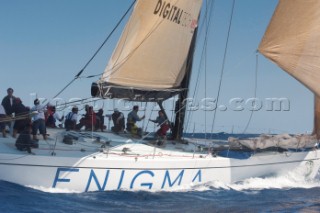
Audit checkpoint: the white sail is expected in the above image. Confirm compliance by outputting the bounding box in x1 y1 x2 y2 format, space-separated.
259 0 320 97
95 0 202 100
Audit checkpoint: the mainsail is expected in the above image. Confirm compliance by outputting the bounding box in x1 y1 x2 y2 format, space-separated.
92 0 202 101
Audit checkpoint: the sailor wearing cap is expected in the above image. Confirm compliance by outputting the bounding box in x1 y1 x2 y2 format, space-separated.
64 106 79 131
31 98 47 140
111 108 125 133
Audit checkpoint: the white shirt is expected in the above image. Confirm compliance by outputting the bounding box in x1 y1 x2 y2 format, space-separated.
31 104 47 121
70 113 78 122
66 112 78 122
53 112 63 121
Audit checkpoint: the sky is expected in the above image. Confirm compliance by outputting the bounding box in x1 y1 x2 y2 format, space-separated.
0 0 314 134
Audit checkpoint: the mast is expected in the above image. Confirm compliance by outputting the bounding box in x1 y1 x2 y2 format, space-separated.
313 95 320 139
172 27 199 140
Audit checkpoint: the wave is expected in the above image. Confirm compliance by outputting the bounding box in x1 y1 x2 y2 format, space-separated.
190 166 320 192
21 165 320 194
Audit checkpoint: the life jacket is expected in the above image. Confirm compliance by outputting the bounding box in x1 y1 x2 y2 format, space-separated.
65 112 74 121
127 111 136 124
112 112 121 123
45 106 53 123
64 112 75 130
84 109 96 126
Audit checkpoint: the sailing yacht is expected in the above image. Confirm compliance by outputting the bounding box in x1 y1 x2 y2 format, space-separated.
0 0 319 192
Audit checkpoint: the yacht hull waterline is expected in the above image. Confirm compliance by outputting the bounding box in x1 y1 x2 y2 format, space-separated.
3 0 320 193
0 130 319 192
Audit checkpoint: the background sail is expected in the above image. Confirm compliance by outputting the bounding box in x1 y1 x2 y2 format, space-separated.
93 0 202 100
259 0 320 97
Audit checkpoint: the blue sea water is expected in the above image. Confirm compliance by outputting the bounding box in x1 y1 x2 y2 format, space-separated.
1 180 320 213
1 133 320 213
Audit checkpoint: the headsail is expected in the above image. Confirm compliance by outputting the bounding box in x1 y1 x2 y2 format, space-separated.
92 0 202 101
259 0 320 97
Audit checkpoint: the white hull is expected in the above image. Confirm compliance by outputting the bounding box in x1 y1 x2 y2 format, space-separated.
0 129 319 192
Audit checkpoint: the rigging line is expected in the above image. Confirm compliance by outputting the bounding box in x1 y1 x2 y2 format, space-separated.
185 0 214 131
78 72 104 79
53 97 103 113
170 98 175 124
144 103 155 132
192 122 196 137
204 0 209 139
185 0 215 133
184 13 207 129
141 102 148 131
101 85 184 92
210 0 236 138
52 0 136 99
242 52 259 134
52 97 94 108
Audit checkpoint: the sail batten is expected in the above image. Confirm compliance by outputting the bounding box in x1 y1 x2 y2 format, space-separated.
259 0 320 97
93 0 203 100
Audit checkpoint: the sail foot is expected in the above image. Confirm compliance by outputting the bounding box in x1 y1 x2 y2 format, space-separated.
91 82 183 101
